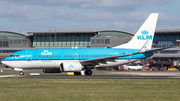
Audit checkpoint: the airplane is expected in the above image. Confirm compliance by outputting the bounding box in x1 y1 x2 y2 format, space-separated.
2 13 162 76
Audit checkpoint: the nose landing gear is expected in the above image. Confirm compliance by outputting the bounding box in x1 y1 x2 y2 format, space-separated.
20 71 24 76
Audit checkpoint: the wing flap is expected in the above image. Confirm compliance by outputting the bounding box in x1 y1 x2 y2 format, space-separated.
80 53 138 65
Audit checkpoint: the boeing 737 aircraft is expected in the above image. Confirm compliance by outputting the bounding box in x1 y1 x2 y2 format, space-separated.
2 13 161 75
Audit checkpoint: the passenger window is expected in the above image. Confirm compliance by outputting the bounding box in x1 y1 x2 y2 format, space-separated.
34 55 35 57
81 55 83 57
56 55 58 57
39 55 41 57
14 55 19 57
59 55 61 57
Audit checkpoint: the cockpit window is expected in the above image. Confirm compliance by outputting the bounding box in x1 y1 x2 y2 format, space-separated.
10 55 19 57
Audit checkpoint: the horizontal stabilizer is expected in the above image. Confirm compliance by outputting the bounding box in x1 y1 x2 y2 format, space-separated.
143 47 174 53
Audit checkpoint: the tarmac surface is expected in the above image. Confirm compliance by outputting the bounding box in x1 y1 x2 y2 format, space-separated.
18 75 180 79
1 67 180 79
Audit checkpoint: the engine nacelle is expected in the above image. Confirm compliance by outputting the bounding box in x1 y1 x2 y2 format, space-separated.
61 62 83 72
42 69 61 73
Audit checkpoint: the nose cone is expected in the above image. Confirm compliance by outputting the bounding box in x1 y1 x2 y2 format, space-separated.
1 60 6 66
1 60 4 64
1 58 9 67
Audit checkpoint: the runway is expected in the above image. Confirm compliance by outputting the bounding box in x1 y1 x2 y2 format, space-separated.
1 74 180 79
20 75 180 79
1 68 180 79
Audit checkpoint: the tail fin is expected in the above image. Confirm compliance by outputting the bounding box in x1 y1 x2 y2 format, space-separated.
113 13 158 49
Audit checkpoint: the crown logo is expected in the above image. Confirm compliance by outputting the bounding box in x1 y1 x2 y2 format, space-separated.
141 30 149 35
41 50 52 55
68 64 74 68
44 50 48 52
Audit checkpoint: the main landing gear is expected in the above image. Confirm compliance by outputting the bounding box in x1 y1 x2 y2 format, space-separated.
74 72 81 75
73 70 92 75
85 69 92 75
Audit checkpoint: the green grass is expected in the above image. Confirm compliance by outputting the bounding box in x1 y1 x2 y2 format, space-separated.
0 78 180 101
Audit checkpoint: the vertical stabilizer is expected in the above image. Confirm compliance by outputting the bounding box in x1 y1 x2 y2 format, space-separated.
113 13 158 49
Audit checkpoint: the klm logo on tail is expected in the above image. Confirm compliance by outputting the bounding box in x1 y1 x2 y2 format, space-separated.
137 30 152 40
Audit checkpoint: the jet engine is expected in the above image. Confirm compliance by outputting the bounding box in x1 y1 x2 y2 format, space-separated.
60 61 83 72
42 68 61 73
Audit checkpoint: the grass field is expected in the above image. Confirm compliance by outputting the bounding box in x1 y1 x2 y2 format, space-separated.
0 78 180 101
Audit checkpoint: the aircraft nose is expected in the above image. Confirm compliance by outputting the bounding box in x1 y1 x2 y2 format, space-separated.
1 60 5 65
1 58 8 65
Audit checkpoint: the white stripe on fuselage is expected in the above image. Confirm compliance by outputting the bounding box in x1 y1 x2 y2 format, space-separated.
2 59 139 69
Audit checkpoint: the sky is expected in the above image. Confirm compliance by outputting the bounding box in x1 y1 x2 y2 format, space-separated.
0 0 180 35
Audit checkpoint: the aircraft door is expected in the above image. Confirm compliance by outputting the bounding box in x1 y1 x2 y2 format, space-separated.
74 53 79 60
127 51 131 60
26 51 32 61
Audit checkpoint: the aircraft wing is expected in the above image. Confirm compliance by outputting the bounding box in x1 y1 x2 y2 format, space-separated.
80 52 141 65
80 46 172 66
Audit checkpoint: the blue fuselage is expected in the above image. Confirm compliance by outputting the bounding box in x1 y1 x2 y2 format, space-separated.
3 48 153 61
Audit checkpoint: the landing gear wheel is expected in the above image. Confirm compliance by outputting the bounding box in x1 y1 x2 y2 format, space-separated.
74 72 81 75
20 71 24 76
85 70 92 75
42 69 47 73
